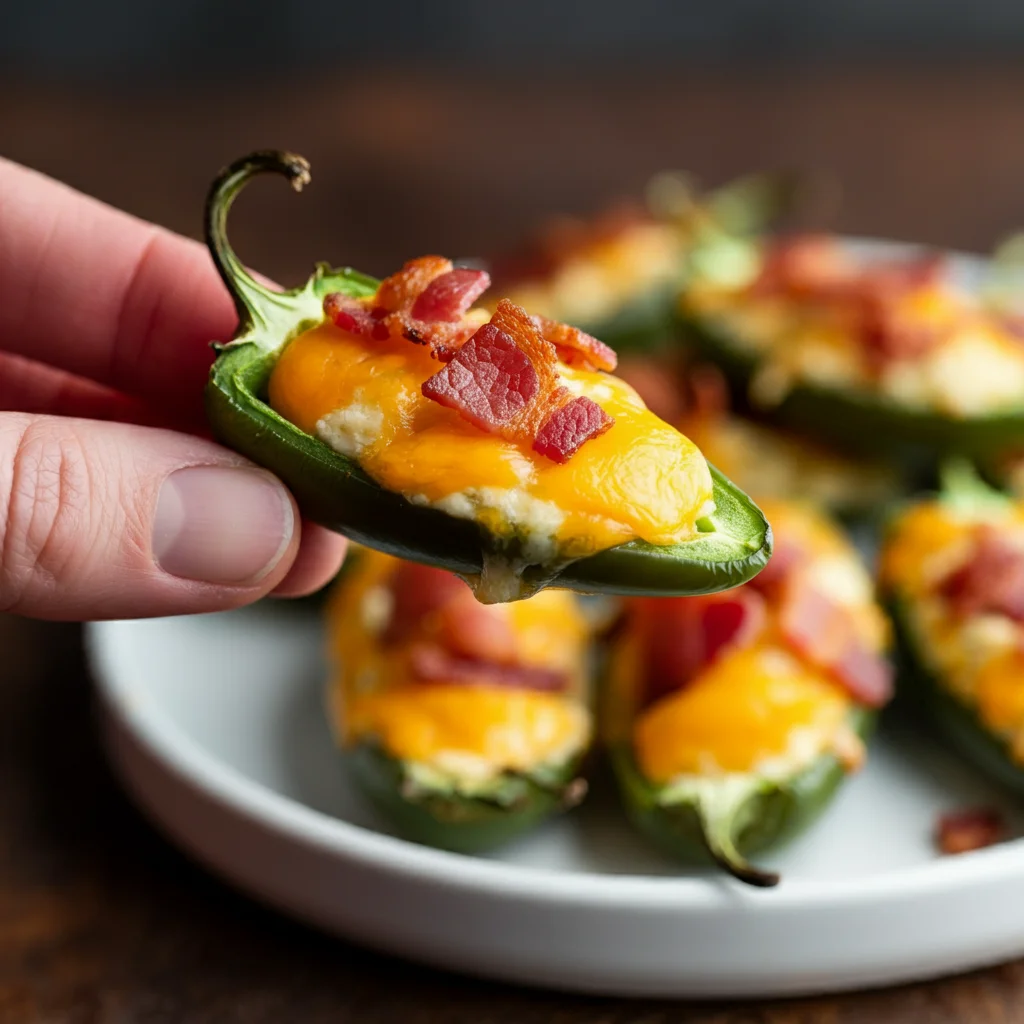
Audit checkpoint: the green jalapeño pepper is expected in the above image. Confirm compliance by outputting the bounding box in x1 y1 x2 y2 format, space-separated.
204 151 771 603
675 233 1024 463
325 548 593 851
603 498 892 885
881 463 1024 794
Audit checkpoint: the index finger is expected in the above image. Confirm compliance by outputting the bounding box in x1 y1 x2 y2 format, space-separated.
0 157 236 421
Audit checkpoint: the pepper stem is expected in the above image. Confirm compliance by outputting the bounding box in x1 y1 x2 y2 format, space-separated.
204 150 312 328
697 804 780 888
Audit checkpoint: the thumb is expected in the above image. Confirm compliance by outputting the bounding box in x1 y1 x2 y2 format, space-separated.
0 414 313 620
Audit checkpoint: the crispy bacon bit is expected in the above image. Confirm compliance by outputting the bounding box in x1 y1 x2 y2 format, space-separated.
780 583 893 707
752 237 948 369
375 255 453 313
328 259 617 462
532 396 613 463
751 234 854 299
640 591 767 704
747 538 808 597
940 527 1024 622
533 315 617 372
421 323 540 430
936 808 1006 855
323 293 379 336
379 560 565 691
435 593 518 664
409 645 568 692
411 268 491 323
382 561 469 645
421 298 612 461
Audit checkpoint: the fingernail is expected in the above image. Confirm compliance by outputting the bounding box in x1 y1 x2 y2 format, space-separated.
153 466 294 585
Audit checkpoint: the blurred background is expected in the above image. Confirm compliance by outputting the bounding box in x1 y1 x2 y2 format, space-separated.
6 0 1024 284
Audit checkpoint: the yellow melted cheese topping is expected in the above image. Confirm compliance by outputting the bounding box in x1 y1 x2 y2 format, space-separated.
325 550 592 783
882 498 1024 761
685 252 1024 418
607 500 881 783
497 221 683 325
269 322 714 578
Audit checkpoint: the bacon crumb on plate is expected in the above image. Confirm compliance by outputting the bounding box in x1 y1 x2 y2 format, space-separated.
935 808 1006 855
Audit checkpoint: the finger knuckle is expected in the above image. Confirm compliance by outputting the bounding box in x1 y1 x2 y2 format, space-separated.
0 417 93 613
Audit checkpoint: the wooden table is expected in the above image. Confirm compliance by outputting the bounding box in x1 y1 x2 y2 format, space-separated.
5 65 1024 1021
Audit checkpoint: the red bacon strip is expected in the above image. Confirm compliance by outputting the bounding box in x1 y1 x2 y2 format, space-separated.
751 237 948 369
533 315 617 372
747 537 808 598
379 560 565 691
323 293 382 338
375 255 453 313
779 583 893 707
940 526 1024 622
639 591 767 705
422 298 612 461
751 234 854 299
382 561 472 645
421 323 541 431
411 268 491 323
435 593 518 664
533 396 613 463
327 257 618 462
409 644 568 692
936 808 1006 855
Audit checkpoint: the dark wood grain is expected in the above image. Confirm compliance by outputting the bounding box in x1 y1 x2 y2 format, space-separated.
4 65 1024 1021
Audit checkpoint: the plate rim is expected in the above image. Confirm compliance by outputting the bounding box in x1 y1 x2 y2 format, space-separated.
85 613 1024 912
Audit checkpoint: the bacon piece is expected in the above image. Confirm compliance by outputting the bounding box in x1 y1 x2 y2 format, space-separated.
936 808 1006 855
421 323 540 430
859 254 945 299
422 299 607 460
747 537 808 597
751 234 854 299
324 293 381 337
532 396 613 463
780 583 893 707
383 561 469 645
940 527 1024 622
411 268 491 323
858 300 943 365
375 255 453 314
409 644 568 692
640 590 767 704
533 315 617 372
435 592 518 664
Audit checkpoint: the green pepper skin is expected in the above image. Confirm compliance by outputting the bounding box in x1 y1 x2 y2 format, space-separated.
346 742 587 853
611 708 873 886
204 151 772 598
890 599 1024 796
678 308 1024 461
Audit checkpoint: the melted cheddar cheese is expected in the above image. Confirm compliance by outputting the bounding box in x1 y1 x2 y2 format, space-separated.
634 647 850 781
685 247 1024 418
609 500 881 782
497 221 683 326
270 322 714 591
325 550 592 784
883 497 1024 760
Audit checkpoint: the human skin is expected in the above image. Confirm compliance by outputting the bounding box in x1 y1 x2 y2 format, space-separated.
0 157 346 620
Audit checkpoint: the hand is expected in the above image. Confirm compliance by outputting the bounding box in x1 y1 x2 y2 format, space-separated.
0 158 347 619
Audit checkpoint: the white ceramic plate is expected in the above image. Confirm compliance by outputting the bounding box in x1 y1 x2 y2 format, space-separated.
89 604 1024 999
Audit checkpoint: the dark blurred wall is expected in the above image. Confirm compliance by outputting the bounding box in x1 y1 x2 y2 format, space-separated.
5 0 1024 80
